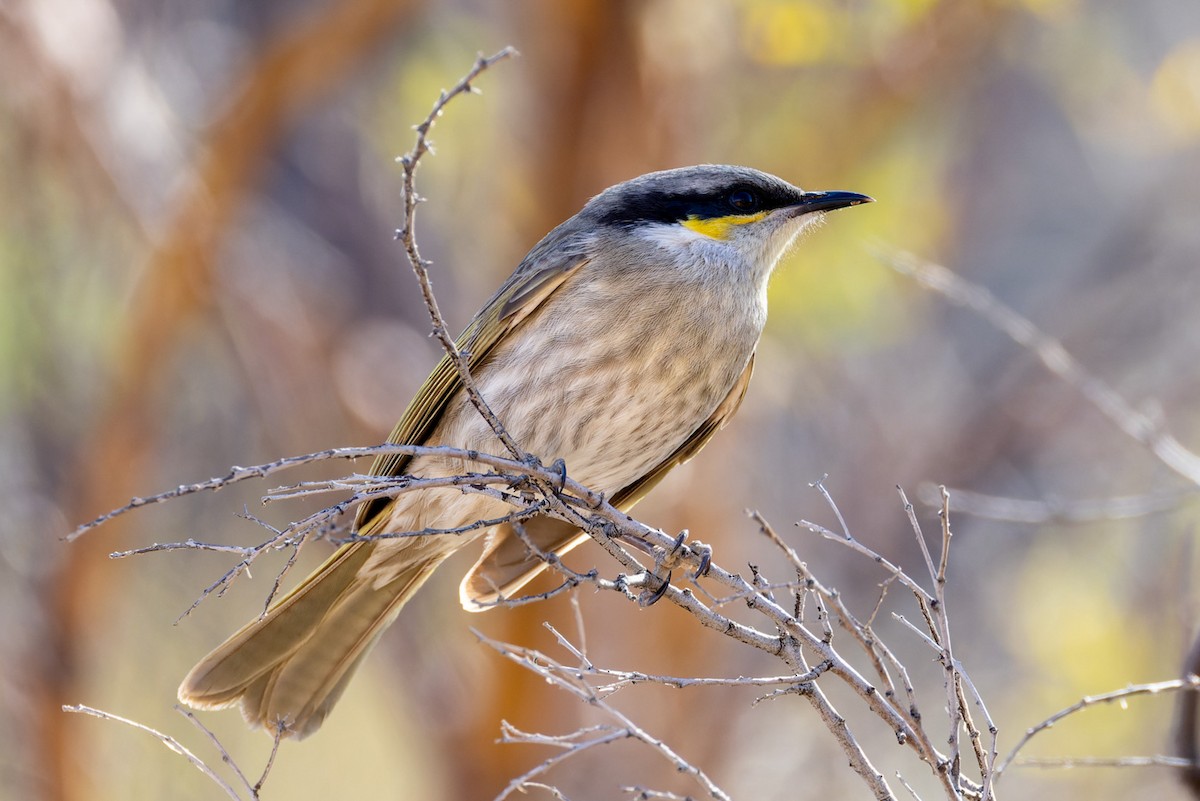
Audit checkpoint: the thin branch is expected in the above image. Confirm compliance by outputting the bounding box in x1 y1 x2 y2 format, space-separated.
534 617 830 695
763 506 960 798
110 539 259 559
67 444 477 540
70 441 603 542
64 705 252 800
798 673 897 799
495 723 628 801
394 47 523 459
622 788 695 800
996 677 1200 776
795 516 934 606
522 781 576 800
175 707 257 793
901 486 963 790
480 633 733 801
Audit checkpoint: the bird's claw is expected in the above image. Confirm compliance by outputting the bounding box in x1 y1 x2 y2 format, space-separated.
655 530 688 572
639 571 672 606
550 457 568 493
692 543 713 579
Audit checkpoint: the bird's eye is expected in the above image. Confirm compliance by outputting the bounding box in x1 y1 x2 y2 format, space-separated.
728 189 759 213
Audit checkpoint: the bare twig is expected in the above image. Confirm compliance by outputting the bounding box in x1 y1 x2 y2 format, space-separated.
522 781 576 800
64 705 255 800
480 631 733 801
788 489 987 799
622 788 694 800
255 725 284 793
996 677 1200 776
797 672 896 800
795 514 934 607
393 46 522 459
495 723 629 800
70 441 606 542
177 706 258 793
902 486 964 791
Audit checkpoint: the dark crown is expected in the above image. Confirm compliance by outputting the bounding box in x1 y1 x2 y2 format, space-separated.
588 165 806 228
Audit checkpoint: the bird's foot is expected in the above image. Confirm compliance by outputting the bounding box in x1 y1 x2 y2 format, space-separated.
657 530 712 579
637 570 672 606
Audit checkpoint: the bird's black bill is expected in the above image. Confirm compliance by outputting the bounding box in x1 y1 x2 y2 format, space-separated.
794 190 874 214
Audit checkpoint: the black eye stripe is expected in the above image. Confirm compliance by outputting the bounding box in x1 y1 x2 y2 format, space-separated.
597 182 803 228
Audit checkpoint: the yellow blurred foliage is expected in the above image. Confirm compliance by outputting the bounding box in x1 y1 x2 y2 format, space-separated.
740 0 843 66
1014 0 1079 22
1152 38 1200 142
769 148 948 345
1007 534 1158 694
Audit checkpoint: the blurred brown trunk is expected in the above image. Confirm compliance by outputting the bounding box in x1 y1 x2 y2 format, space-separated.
519 0 669 232
36 3 417 800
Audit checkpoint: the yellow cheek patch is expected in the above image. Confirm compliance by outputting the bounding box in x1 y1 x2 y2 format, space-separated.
681 211 769 240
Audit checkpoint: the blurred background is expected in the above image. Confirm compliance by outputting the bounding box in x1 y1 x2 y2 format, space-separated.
3 0 1200 798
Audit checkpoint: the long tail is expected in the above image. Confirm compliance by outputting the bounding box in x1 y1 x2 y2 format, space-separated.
178 542 439 739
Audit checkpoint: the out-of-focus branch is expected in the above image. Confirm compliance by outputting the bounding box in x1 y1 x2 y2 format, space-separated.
881 248 1200 489
922 484 1196 524
42 3 420 801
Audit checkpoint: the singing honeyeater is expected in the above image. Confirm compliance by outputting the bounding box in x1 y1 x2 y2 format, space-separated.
179 165 871 737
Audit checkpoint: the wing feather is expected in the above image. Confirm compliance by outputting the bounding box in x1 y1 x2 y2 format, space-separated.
354 234 592 532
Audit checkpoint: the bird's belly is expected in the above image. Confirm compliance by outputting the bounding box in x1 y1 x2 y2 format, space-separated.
454 319 755 494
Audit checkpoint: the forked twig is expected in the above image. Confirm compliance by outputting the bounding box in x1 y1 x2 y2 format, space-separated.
479 628 733 801
64 704 258 800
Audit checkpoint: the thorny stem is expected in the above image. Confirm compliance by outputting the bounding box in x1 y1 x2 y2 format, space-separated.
394 46 523 460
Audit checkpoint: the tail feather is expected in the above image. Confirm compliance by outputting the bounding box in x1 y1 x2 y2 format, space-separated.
179 542 440 739
460 516 587 611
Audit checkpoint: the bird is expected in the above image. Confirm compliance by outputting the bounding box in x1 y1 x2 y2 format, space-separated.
178 164 871 738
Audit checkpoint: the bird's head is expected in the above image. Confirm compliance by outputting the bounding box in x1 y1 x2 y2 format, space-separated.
583 164 872 281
